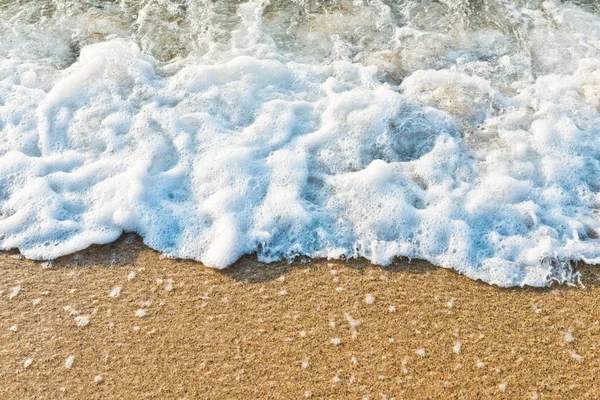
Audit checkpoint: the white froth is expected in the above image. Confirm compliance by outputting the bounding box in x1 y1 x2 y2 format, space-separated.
345 313 361 328
1 1 600 286
65 355 75 369
75 315 90 327
564 331 575 343
109 287 122 298
135 308 148 318
569 351 584 362
8 285 21 299
63 305 79 316
453 342 462 354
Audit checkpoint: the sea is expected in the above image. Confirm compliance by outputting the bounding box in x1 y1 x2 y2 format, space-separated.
1 0 600 286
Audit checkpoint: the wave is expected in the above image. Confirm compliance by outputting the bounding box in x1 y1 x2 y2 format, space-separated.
1 0 600 286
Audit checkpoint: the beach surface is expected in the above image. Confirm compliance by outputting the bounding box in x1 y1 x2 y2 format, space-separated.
2 235 600 399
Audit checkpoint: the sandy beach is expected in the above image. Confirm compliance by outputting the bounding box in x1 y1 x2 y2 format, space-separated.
0 235 599 399
3 1 600 399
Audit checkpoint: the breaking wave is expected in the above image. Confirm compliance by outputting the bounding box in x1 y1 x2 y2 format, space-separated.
1 0 600 286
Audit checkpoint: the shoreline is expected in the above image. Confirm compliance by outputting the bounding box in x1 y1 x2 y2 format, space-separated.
2 235 600 398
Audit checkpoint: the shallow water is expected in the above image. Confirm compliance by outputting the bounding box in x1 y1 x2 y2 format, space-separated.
1 0 600 286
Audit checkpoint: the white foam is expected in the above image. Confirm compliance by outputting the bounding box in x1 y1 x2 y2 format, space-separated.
345 313 361 328
65 355 75 369
453 342 462 354
564 331 575 343
135 308 148 318
109 287 122 298
1 1 600 286
569 350 584 362
75 315 90 327
8 285 21 299
63 305 79 316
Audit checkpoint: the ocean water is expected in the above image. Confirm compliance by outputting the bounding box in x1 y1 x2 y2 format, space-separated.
1 0 600 286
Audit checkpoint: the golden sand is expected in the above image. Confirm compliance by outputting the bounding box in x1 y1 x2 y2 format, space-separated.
1 236 600 399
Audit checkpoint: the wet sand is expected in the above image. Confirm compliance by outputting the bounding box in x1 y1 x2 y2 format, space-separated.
1 235 600 399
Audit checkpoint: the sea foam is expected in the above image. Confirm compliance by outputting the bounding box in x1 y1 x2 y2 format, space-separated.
1 0 600 286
